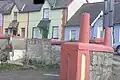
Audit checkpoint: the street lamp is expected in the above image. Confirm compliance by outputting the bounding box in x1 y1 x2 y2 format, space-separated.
103 0 115 45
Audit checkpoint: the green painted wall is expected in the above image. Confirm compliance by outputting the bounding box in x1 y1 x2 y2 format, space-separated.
28 11 42 38
28 0 63 39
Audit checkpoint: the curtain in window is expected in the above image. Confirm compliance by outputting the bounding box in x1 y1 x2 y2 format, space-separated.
43 8 49 19
70 30 76 40
53 26 58 38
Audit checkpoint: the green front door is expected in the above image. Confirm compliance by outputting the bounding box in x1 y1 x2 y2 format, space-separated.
42 28 48 38
39 27 48 38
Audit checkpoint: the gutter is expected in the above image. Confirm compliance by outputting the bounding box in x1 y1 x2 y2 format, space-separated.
91 10 103 27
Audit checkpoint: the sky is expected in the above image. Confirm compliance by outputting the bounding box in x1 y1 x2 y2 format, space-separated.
88 0 104 3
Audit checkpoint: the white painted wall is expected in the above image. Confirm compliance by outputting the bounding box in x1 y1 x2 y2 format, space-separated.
67 0 87 20
10 50 26 61
68 0 104 21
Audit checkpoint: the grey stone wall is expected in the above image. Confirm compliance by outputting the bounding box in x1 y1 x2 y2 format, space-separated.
89 52 113 80
26 39 61 65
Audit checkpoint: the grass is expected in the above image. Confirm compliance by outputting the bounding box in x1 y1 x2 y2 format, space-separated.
0 63 24 71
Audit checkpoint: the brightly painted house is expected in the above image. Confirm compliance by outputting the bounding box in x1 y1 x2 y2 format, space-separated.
3 3 28 38
67 0 88 20
0 14 3 33
67 0 104 21
29 0 70 40
0 0 14 34
3 0 42 38
64 2 104 41
29 0 91 40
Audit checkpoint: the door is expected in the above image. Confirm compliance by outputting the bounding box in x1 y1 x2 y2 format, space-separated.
21 28 25 38
42 28 48 38
33 27 40 38
13 29 17 36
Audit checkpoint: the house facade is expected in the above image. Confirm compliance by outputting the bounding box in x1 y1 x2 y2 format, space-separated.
3 4 29 38
64 2 104 41
0 14 3 34
29 0 90 40
29 0 70 40
3 0 43 38
0 0 14 34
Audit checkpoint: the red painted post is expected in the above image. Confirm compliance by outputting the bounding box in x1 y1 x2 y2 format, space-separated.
104 27 111 46
79 12 90 43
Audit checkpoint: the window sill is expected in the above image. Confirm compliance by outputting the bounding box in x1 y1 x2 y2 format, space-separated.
42 18 49 20
52 38 59 39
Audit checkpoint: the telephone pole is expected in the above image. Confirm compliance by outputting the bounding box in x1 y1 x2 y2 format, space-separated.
103 0 114 28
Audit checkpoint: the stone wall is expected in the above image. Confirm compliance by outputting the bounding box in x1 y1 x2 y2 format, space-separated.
26 39 61 65
89 52 113 80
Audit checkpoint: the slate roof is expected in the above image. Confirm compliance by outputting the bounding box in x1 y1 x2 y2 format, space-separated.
38 20 51 28
66 2 120 26
8 20 19 29
0 0 71 14
66 2 104 26
114 2 120 24
0 0 14 14
15 0 71 12
48 0 70 9
14 0 43 12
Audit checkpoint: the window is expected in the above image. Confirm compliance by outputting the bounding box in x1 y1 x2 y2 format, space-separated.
97 25 103 38
21 28 25 38
119 29 120 42
99 25 103 38
70 30 77 40
33 27 40 38
13 29 17 35
14 12 17 20
43 8 49 19
52 26 58 39
5 28 8 35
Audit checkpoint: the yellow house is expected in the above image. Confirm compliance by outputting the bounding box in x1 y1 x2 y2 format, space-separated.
3 4 28 38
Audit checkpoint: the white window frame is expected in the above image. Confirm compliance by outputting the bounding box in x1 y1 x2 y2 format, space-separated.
43 8 49 19
14 12 17 20
52 26 59 39
5 28 8 35
21 28 25 38
33 27 40 38
69 30 77 40
119 29 120 42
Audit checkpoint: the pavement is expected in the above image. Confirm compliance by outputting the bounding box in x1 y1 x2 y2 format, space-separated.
0 69 59 80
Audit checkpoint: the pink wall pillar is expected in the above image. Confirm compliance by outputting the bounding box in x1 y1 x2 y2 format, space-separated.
79 13 90 43
104 27 111 46
60 13 90 80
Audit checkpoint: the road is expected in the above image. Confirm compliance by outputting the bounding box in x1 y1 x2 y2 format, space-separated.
0 69 59 80
113 54 120 80
0 55 119 80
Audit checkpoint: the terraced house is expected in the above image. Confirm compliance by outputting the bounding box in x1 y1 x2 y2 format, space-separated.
2 0 89 40
0 0 14 34
29 0 70 40
29 0 89 40
2 0 42 38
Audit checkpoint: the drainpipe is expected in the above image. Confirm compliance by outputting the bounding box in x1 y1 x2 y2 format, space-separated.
2 14 4 34
27 12 29 38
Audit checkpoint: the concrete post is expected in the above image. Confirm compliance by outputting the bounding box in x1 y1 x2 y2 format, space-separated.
79 13 90 43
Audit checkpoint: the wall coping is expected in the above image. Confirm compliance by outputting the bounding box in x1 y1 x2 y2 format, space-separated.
63 42 114 53
89 38 104 44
